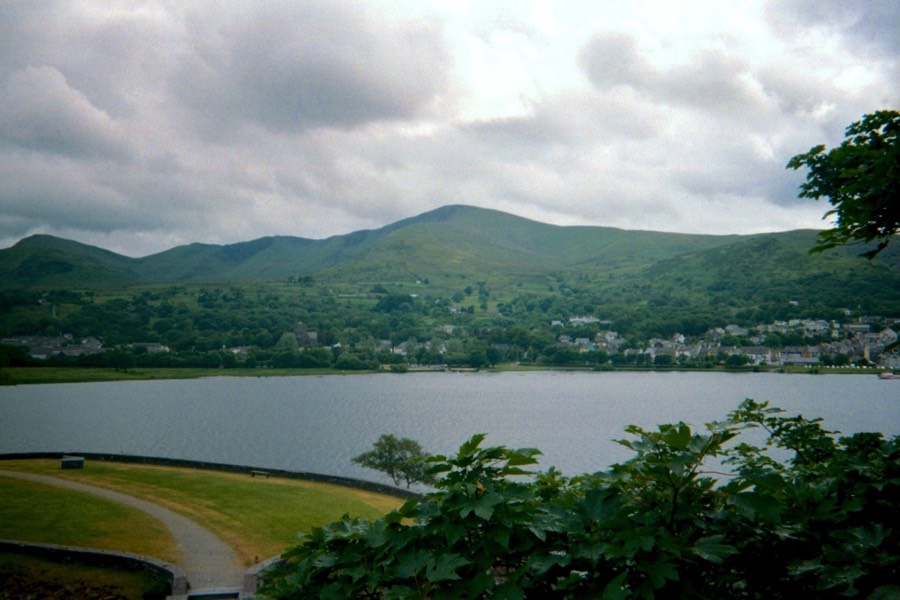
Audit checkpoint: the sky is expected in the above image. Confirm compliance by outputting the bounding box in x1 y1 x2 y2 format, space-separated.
0 1 897 257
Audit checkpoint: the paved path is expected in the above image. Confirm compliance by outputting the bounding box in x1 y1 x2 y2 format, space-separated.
0 470 246 591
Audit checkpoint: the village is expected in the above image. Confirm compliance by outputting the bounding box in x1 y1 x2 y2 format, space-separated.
4 313 899 371
553 315 900 369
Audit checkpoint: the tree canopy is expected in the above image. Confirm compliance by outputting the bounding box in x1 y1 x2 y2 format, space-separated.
787 109 900 258
352 434 436 488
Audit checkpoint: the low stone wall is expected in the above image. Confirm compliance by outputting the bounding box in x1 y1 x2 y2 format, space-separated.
0 452 421 499
0 539 187 596
242 555 284 595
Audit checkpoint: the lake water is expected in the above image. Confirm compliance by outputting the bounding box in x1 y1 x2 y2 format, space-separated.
1 371 898 485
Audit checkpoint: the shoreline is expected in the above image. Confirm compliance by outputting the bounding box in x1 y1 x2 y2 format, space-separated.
1 363 892 385
0 452 419 500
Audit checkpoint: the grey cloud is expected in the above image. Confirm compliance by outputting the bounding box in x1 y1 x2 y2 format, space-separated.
0 154 134 233
579 33 645 88
0 3 172 119
460 89 664 164
767 0 900 57
0 66 130 159
1 1 888 257
0 140 218 245
658 53 761 112
173 2 450 133
580 33 773 116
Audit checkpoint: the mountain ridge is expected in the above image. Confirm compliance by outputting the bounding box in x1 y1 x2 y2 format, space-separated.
1 204 894 291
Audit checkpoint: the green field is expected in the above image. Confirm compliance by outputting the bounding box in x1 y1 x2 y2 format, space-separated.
0 476 178 562
1 366 344 385
0 460 404 565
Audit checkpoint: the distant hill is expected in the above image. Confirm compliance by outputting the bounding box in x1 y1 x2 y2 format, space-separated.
0 234 143 288
1 206 898 302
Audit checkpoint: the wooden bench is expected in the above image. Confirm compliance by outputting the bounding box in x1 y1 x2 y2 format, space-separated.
61 456 85 470
250 470 270 478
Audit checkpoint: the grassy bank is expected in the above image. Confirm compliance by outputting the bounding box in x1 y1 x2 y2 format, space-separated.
0 476 178 562
1 366 343 385
3 363 889 385
0 460 404 565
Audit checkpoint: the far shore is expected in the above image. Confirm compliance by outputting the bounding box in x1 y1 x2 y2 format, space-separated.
1 363 892 385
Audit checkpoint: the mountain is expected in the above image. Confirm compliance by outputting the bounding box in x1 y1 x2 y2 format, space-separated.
0 234 143 288
1 205 897 296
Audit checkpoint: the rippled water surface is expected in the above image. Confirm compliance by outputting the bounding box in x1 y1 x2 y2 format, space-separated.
2 371 898 484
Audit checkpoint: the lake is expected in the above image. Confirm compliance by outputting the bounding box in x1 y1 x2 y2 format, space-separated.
1 371 898 485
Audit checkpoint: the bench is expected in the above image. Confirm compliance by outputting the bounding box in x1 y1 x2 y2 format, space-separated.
250 470 270 478
61 456 85 470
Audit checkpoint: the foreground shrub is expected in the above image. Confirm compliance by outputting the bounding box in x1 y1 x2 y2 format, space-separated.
261 399 899 599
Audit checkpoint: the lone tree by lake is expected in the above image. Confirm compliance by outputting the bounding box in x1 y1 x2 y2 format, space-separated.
352 434 437 488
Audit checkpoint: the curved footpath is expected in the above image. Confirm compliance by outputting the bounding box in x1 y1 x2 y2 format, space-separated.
0 470 247 595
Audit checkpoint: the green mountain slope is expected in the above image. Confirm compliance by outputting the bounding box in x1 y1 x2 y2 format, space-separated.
302 205 744 284
642 232 900 316
1 206 897 304
0 234 142 288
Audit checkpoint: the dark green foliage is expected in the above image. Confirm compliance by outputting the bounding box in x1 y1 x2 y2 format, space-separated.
334 353 376 371
788 110 900 258
262 401 900 599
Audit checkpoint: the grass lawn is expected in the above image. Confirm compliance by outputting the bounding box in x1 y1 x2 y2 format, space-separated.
0 459 405 565
0 476 178 563
2 366 350 385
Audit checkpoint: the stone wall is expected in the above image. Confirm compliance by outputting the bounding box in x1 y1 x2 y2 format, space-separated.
0 452 421 499
0 539 187 596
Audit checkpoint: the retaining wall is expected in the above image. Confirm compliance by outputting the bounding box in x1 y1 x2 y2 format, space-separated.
0 452 421 499
0 539 187 597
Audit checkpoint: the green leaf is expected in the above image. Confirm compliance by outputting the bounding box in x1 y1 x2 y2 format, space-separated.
692 535 738 564
487 526 511 550
382 585 416 600
459 433 488 457
868 585 900 600
389 549 431 579
426 553 470 582
601 573 630 600
506 448 541 466
643 561 679 588
471 492 504 520
582 489 622 524
364 520 389 548
312 552 340 568
527 551 570 575
493 581 526 600
729 491 782 522
663 423 692 449
337 563 366 582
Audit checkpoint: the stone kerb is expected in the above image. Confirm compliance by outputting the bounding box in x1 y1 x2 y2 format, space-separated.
242 555 284 596
0 539 187 596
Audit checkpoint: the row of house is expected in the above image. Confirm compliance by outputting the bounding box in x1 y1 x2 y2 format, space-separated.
1 335 105 360
555 317 899 368
1 336 170 359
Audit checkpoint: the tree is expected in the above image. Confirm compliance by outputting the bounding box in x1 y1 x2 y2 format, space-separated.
105 349 136 372
275 331 299 351
787 110 900 258
352 434 436 488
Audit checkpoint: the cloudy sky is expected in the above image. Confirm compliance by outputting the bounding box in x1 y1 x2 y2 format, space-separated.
1 1 897 257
